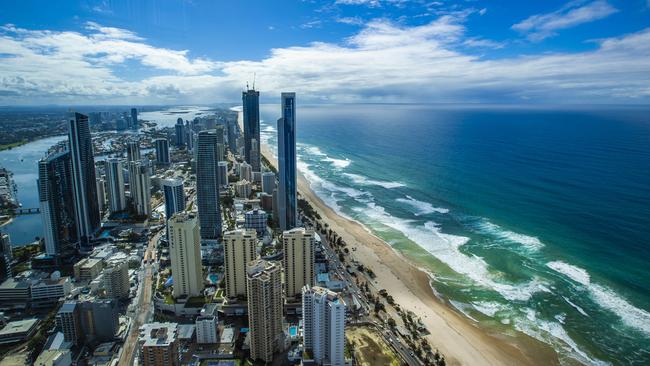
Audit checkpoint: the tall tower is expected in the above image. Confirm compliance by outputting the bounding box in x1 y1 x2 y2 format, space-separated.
68 112 100 248
196 130 222 240
126 139 141 162
128 160 151 217
130 108 138 129
38 150 77 256
162 178 185 220
168 212 204 298
283 227 315 299
277 93 297 231
302 285 347 366
246 259 283 363
175 118 185 147
242 88 261 172
105 158 126 213
154 138 170 165
223 229 258 298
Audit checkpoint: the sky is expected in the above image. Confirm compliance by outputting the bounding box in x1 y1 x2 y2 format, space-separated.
0 0 649 105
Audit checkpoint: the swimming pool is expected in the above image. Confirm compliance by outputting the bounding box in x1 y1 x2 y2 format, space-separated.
289 326 298 337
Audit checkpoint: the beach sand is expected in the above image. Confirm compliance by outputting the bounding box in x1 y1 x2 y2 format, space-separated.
261 144 558 365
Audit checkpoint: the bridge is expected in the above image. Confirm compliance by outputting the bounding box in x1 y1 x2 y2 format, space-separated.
1 207 40 216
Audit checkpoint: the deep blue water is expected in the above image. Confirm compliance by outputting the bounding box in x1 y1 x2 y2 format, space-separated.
260 104 650 365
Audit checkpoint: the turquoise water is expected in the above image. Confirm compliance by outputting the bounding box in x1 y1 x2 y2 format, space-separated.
289 326 298 337
260 104 650 365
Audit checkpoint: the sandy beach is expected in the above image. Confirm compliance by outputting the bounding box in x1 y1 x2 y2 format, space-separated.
260 144 558 365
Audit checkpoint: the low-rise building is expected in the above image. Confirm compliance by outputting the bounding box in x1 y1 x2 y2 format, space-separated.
73 258 104 283
0 318 39 345
34 349 71 366
138 322 180 366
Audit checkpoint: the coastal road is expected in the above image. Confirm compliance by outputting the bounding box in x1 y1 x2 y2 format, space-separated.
118 230 161 365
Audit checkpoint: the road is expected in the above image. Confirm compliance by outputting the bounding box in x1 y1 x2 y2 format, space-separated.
118 230 161 365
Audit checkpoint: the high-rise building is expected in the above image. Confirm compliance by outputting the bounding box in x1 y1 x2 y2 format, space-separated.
215 125 226 161
277 93 298 231
195 305 218 344
162 178 185 220
283 227 315 299
168 212 204 298
242 89 261 172
302 285 347 366
261 172 276 195
38 150 77 256
128 160 151 217
217 161 228 187
227 119 237 153
196 130 222 240
105 158 126 213
234 180 252 198
126 139 141 163
223 229 258 298
138 322 180 366
246 259 283 363
96 177 106 213
154 138 170 165
56 302 82 346
103 259 129 300
239 162 252 182
185 121 193 151
0 234 11 282
244 209 267 237
131 108 138 129
79 299 119 343
175 118 185 147
68 112 100 248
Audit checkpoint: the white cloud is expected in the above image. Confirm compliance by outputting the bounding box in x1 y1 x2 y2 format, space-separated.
335 0 382 7
513 1 618 41
0 17 649 105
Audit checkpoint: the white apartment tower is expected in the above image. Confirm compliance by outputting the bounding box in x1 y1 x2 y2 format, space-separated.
302 285 347 366
283 227 315 299
168 212 204 298
223 229 258 298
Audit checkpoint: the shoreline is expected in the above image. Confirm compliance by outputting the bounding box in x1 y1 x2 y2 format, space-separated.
260 141 558 365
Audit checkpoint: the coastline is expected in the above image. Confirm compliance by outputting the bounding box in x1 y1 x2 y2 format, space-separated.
260 142 558 365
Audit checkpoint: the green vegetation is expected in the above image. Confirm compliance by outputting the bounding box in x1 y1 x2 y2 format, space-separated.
0 140 27 151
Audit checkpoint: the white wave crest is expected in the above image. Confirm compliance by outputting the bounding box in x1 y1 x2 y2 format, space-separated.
343 173 405 189
323 157 351 168
471 301 509 317
352 202 548 302
476 220 544 251
562 296 589 317
548 261 650 336
396 195 449 215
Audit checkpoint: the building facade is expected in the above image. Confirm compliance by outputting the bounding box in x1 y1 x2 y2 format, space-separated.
246 260 283 363
68 112 101 248
154 138 170 165
162 178 185 220
105 158 126 213
128 160 151 217
242 89 261 172
223 229 258 298
277 93 298 231
302 285 347 366
261 171 276 195
196 130 222 239
168 212 204 298
283 228 315 299
244 209 267 237
138 323 179 366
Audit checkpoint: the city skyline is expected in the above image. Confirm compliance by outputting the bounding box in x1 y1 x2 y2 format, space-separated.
1 1 649 105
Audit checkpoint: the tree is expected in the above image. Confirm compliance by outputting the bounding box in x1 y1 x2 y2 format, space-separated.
387 318 396 328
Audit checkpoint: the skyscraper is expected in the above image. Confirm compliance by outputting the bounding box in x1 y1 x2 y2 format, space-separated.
68 112 100 248
175 118 185 147
196 130 222 240
246 259 283 363
215 125 226 161
130 108 138 129
96 177 106 213
242 89 261 172
168 212 204 298
103 259 129 300
217 161 228 187
129 160 151 217
38 150 77 256
162 178 186 220
126 139 141 162
105 158 126 213
154 138 170 165
302 285 347 366
283 227 315 299
223 229 258 298
277 93 298 231
261 171 276 195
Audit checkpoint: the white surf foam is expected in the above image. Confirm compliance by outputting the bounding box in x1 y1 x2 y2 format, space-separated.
476 219 544 252
471 301 509 318
548 261 650 336
396 195 449 215
323 157 351 168
343 173 405 189
352 202 549 302
562 296 589 317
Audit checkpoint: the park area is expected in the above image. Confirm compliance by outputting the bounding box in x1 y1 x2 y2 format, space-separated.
346 327 400 366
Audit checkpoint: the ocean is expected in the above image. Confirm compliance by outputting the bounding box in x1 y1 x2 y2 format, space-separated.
258 104 650 365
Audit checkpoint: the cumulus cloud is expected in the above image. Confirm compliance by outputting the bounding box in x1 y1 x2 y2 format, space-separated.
513 0 618 41
0 17 649 105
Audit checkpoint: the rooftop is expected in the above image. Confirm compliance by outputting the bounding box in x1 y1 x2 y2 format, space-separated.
139 322 178 347
0 318 39 335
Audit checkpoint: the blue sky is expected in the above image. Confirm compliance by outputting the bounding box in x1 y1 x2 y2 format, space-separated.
1 0 649 105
